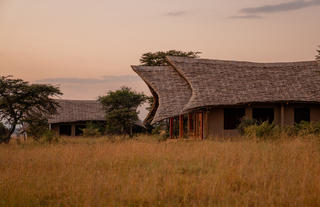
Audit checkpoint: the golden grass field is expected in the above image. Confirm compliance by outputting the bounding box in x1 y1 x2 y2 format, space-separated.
1 136 320 207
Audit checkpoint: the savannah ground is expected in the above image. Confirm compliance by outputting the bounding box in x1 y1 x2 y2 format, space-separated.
1 136 320 207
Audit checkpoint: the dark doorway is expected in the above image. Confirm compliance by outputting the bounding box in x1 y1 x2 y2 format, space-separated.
60 125 71 136
294 108 310 123
253 108 274 123
224 108 245 129
76 125 86 136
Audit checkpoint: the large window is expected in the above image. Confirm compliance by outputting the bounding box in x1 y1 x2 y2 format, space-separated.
294 108 310 123
224 108 245 130
253 108 274 123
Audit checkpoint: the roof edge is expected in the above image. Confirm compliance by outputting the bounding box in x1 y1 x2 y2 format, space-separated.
131 65 160 125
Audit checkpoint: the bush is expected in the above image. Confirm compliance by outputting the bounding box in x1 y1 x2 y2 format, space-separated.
25 116 49 141
238 118 257 135
291 121 320 136
244 121 281 140
42 130 59 144
82 122 103 137
241 120 320 140
151 121 167 135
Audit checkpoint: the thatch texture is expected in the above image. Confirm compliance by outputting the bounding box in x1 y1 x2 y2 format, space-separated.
167 56 320 111
133 56 320 124
48 100 105 124
132 66 192 124
49 99 145 128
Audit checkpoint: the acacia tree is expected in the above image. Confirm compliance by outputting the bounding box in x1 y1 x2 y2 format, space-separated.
98 87 147 137
316 46 320 62
140 50 201 66
0 76 62 144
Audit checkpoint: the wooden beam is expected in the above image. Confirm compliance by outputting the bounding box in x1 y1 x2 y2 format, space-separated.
188 113 193 137
246 105 252 119
179 115 184 139
169 118 174 139
71 124 76 137
194 114 198 139
199 113 203 140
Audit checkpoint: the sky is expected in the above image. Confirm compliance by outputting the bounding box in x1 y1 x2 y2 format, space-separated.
1 0 320 116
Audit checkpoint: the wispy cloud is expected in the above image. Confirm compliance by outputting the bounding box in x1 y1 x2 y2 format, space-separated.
229 15 262 19
36 75 140 84
241 0 320 14
164 10 188 17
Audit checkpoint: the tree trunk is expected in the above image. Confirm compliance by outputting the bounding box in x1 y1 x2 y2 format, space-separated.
1 123 16 144
129 124 133 138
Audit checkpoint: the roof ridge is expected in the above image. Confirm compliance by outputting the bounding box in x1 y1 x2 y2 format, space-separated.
166 56 317 65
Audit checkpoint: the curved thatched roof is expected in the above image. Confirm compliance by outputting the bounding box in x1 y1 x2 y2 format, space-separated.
167 56 320 111
132 66 192 124
48 100 105 124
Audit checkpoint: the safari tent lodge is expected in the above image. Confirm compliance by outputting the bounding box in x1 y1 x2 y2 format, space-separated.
132 56 320 139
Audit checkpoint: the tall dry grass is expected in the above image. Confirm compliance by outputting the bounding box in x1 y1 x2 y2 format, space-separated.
1 136 320 207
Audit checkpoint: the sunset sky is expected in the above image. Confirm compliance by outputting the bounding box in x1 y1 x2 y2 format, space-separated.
1 0 320 105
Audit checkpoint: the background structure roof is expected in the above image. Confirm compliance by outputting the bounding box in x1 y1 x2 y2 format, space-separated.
48 99 105 124
49 99 145 128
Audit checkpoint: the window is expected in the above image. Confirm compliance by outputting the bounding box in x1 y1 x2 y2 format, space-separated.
252 108 274 123
294 108 310 123
59 125 71 136
224 108 245 129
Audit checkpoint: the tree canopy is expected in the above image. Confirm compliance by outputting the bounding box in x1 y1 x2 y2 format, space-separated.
140 50 201 66
316 46 320 62
0 76 62 143
98 87 147 137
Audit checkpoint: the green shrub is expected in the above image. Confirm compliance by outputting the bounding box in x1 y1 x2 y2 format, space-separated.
244 121 281 140
238 118 257 135
292 121 320 136
42 130 59 144
151 121 168 135
25 116 49 141
82 122 103 137
242 120 320 140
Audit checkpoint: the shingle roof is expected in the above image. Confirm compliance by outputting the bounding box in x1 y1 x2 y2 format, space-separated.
48 100 105 124
167 57 320 111
132 56 320 124
132 66 192 124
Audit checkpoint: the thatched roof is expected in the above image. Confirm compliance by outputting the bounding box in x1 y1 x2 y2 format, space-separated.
48 99 145 128
132 66 192 124
133 56 320 124
48 100 105 124
167 57 320 111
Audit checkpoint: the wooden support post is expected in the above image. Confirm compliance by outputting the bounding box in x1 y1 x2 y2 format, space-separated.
169 118 174 139
281 103 285 127
71 124 76 137
179 115 184 139
199 112 203 140
188 113 193 137
57 125 60 137
194 114 198 139
246 105 252 119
